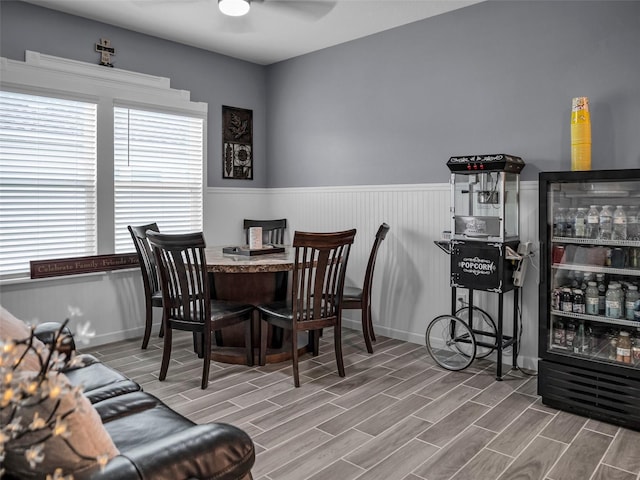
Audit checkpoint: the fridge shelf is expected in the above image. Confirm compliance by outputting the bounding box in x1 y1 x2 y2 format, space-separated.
548 344 639 368
551 309 639 328
552 237 640 247
551 263 640 277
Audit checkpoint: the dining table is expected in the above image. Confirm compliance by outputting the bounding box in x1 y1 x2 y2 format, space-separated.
205 245 312 365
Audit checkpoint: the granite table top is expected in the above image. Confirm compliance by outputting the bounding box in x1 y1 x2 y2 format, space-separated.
205 245 294 273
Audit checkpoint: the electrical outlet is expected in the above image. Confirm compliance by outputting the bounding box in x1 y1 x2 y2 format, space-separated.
457 291 468 311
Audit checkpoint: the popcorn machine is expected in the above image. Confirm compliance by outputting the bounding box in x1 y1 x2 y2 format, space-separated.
428 154 528 379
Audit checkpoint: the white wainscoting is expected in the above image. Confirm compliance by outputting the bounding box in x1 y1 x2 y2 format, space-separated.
2 181 540 370
206 181 540 371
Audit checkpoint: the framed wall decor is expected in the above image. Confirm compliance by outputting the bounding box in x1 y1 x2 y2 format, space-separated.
222 105 253 179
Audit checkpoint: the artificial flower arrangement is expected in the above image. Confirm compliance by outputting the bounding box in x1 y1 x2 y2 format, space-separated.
0 310 112 480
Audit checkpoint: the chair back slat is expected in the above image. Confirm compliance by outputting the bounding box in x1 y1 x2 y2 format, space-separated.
148 231 210 328
291 229 356 325
244 219 287 245
128 223 161 294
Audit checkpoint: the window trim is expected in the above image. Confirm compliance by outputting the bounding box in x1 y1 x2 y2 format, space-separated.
0 51 208 280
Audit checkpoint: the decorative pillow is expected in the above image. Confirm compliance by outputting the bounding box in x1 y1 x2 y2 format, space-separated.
2 371 119 479
0 305 47 371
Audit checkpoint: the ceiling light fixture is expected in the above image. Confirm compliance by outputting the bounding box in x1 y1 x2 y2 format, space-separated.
219 0 251 17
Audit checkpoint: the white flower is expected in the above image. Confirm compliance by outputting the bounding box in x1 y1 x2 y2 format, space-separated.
75 321 95 346
67 306 83 319
25 443 45 468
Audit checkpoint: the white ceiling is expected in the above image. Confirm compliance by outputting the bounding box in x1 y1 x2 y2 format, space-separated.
22 0 481 65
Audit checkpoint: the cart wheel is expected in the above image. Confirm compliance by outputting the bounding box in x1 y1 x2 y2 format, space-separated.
425 315 476 371
455 306 497 359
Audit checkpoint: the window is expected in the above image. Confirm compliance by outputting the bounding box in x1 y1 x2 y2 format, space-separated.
113 107 204 253
0 91 97 279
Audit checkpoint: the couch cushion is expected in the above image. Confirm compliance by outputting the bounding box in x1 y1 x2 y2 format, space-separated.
3 371 119 479
63 354 141 403
102 392 196 452
0 305 47 371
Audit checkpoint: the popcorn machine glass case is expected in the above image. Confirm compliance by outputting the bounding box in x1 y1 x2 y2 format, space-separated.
448 154 524 243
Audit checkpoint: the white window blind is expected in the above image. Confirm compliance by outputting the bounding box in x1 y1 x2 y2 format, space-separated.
114 107 204 253
0 91 97 279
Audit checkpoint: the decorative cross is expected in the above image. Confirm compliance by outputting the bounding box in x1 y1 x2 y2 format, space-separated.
95 38 115 67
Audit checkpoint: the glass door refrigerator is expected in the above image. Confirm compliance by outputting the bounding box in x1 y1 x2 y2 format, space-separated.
539 169 640 430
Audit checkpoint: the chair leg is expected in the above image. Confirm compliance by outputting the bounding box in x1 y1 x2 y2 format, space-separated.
334 325 345 378
202 328 212 389
194 332 204 358
368 304 376 342
159 318 164 338
159 326 172 381
259 317 269 366
141 297 153 349
245 312 255 366
361 306 374 354
292 328 300 388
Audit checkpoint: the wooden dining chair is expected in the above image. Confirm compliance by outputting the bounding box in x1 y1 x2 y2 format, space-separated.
243 219 287 245
256 229 356 387
147 231 255 389
342 223 390 354
128 223 163 349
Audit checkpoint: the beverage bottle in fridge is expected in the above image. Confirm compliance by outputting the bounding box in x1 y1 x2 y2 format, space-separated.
566 321 577 350
612 205 627 240
617 331 632 364
586 205 600 239
561 288 574 313
554 208 566 237
585 281 599 315
606 283 623 319
625 285 640 321
599 205 613 240
566 208 576 238
574 208 587 238
574 321 587 354
627 206 639 240
572 288 586 314
596 273 607 314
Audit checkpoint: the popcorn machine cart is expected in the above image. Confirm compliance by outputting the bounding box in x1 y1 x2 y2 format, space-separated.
429 154 528 380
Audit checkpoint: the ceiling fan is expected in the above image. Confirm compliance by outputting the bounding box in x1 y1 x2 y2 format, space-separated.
138 0 336 21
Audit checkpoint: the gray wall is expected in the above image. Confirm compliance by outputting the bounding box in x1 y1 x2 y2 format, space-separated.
0 0 267 188
266 0 640 186
1 1 639 189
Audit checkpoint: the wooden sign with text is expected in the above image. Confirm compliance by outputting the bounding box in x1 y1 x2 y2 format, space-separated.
30 253 139 279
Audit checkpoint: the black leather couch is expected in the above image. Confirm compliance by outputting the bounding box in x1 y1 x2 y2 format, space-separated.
34 323 256 480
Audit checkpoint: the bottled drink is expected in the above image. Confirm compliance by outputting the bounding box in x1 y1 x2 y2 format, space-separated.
554 208 566 237
617 331 631 364
612 205 627 241
553 318 566 348
625 285 639 321
605 283 623 319
599 205 613 240
572 288 585 314
627 206 639 241
574 321 587 354
566 321 577 350
566 208 576 238
561 288 574 313
608 331 618 360
574 208 587 238
585 281 599 315
586 205 600 239
596 273 607 314
571 96 591 171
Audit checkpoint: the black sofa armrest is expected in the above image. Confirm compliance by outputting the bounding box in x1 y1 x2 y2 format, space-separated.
33 321 76 356
91 424 255 480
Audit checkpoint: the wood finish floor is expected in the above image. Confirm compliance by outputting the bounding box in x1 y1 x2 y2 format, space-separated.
85 328 640 480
